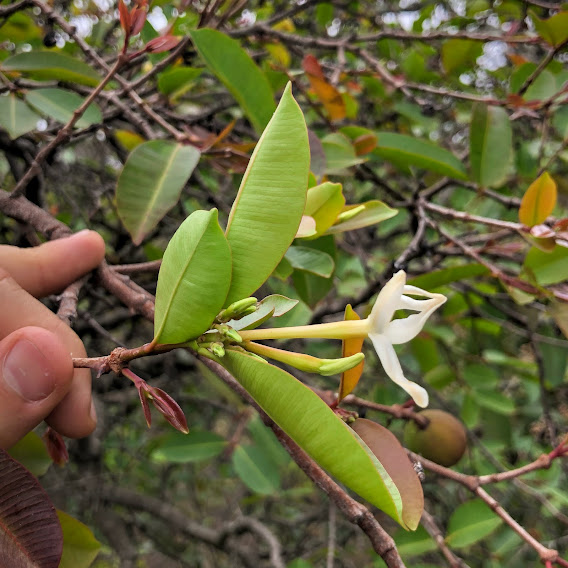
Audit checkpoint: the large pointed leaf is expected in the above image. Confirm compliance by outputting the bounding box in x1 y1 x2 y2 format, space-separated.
116 140 200 245
0 94 40 139
519 171 557 226
1 52 100 87
0 449 62 568
154 209 232 344
374 132 467 179
470 104 513 188
57 511 100 568
285 246 334 278
224 83 310 305
219 350 407 527
190 28 275 133
350 419 424 530
25 88 102 128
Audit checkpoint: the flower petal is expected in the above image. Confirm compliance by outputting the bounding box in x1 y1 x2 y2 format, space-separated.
368 270 406 334
368 333 429 407
387 296 445 345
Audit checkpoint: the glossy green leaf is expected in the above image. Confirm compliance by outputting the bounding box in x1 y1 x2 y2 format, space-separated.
470 104 513 188
0 93 40 139
57 511 101 568
224 83 310 305
408 264 489 289
325 200 398 235
232 444 281 495
219 349 408 527
190 28 275 133
351 419 423 530
228 295 299 331
154 209 232 344
442 39 482 75
8 432 51 476
26 88 102 128
472 391 515 416
285 246 335 278
151 431 226 464
304 182 345 237
374 132 467 179
321 132 365 174
116 140 200 245
530 10 568 47
1 51 101 87
445 500 502 548
524 245 568 286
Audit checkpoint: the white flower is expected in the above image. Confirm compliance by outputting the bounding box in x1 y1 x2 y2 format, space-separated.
238 270 446 407
366 270 446 408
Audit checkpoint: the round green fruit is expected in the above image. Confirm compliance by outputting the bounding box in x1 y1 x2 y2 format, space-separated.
403 409 467 467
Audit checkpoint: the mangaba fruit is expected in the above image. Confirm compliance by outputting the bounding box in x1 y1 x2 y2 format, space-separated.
403 409 467 467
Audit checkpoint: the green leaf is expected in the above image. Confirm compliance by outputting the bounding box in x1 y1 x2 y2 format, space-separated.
373 132 467 179
116 140 200 245
232 444 281 495
395 525 436 558
247 415 290 467
304 182 345 237
151 431 226 464
463 363 499 390
325 200 398 235
157 67 202 96
0 93 40 139
219 349 408 527
285 246 335 278
472 391 515 415
470 104 513 188
8 432 51 476
224 83 310 305
58 510 101 568
190 28 276 133
2 51 101 87
524 245 568 286
442 39 482 75
530 10 568 47
321 132 365 174
154 209 232 344
445 500 502 548
228 294 299 331
408 264 489 289
25 88 102 128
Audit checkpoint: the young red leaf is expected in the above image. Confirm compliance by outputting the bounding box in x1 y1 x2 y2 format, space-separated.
145 35 180 54
42 427 69 467
150 387 189 433
118 0 130 35
130 5 147 37
0 448 63 568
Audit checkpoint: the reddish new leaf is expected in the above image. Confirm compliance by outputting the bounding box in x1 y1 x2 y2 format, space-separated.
303 55 346 122
118 0 130 35
146 35 180 54
350 419 424 530
42 427 68 467
129 0 147 36
0 449 63 568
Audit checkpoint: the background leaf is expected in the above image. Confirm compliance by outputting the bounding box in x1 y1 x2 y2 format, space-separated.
154 209 232 343
374 132 467 179
325 201 398 235
224 83 310 305
232 444 281 495
57 511 100 568
8 432 52 477
190 28 276 133
26 88 102 128
0 94 40 139
116 140 200 245
470 104 513 187
285 246 335 278
445 500 502 548
1 51 101 86
151 431 227 464
519 172 557 226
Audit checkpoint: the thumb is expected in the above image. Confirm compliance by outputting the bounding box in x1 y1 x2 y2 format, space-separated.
0 327 74 449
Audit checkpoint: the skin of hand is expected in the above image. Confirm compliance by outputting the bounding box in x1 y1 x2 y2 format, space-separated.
0 230 105 449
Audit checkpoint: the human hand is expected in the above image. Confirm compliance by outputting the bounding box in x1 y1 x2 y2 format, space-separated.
0 230 105 449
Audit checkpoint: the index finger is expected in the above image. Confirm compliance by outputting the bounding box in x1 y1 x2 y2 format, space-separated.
0 230 105 297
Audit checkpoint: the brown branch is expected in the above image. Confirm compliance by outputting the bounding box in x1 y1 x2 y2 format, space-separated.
57 275 88 327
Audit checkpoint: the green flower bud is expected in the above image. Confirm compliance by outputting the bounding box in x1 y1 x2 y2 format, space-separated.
319 352 365 376
217 297 258 322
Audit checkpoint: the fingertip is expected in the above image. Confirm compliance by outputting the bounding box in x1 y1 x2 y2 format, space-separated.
65 229 106 266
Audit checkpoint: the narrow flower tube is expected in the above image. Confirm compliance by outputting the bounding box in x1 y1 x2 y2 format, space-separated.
238 271 446 407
